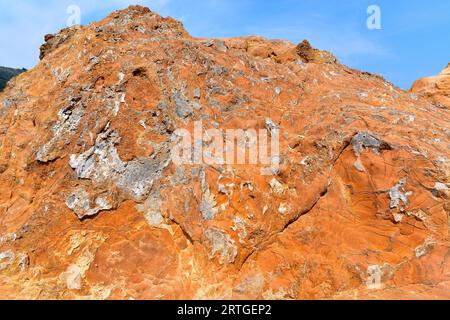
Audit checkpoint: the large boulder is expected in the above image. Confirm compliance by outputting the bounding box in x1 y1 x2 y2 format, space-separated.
0 6 448 299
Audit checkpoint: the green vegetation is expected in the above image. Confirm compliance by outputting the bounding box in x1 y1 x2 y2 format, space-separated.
0 67 26 91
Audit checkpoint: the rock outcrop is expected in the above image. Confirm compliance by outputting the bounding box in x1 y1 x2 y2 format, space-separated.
411 63 450 108
0 6 448 299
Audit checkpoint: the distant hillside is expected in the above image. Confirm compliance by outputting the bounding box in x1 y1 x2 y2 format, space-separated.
0 66 26 91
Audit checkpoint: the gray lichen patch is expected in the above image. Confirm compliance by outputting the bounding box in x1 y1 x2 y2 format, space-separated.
173 89 203 119
66 188 116 219
69 129 125 184
116 155 170 200
136 189 172 232
0 250 15 270
389 178 413 212
1 98 16 117
197 167 219 220
200 189 219 220
351 132 392 156
415 238 436 258
170 166 189 186
69 127 171 203
52 67 71 83
37 96 85 162
234 273 265 294
204 228 238 265
193 87 201 99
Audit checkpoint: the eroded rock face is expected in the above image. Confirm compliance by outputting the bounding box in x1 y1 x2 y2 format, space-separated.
0 6 449 299
411 63 450 108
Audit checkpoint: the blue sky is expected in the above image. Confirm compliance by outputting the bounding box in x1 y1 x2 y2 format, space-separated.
1 0 449 88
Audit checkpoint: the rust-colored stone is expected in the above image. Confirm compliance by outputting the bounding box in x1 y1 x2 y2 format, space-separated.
0 6 448 299
411 63 450 108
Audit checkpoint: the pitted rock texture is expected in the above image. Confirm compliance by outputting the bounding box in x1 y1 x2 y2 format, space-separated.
0 6 449 299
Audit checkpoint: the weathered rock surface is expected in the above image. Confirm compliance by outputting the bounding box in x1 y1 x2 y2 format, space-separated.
411 63 450 108
0 6 448 299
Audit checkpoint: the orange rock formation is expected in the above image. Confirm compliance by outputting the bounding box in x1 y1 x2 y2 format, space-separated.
0 6 448 299
411 63 450 108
